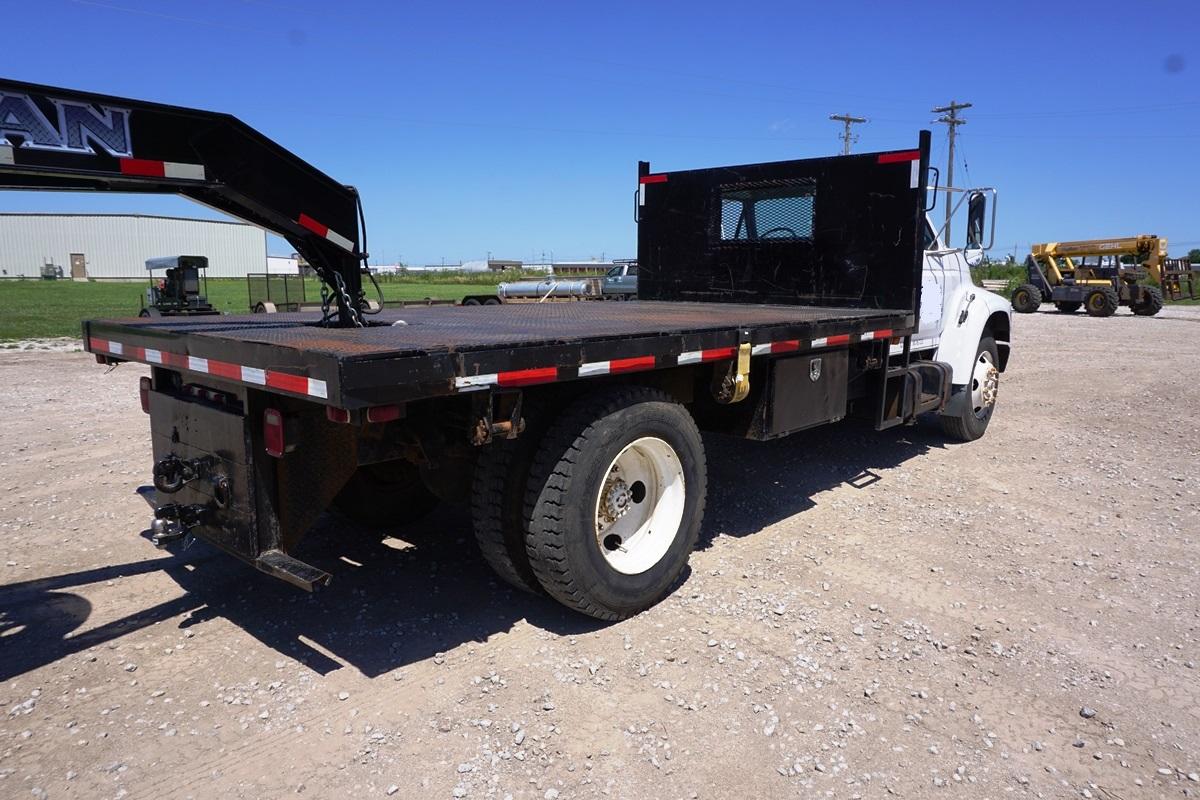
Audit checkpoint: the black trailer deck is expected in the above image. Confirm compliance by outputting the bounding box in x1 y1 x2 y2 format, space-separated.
85 302 912 409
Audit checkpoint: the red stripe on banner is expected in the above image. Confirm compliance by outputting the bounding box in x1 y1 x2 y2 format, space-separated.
639 173 668 184
771 340 801 353
119 158 166 177
297 213 328 237
825 334 851 346
207 359 242 381
700 347 737 362
266 371 310 395
877 150 921 164
496 366 559 387
609 355 657 373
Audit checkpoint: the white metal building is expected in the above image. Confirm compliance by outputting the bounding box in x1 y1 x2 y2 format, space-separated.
0 213 267 279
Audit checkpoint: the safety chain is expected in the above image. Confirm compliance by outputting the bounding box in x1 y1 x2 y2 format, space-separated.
317 269 364 327
331 270 364 327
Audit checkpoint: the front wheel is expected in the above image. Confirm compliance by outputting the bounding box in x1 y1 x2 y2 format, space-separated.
523 387 706 620
940 336 1000 442
1011 284 1042 314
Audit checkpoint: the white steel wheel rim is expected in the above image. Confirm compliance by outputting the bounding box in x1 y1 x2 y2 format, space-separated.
593 436 686 575
970 350 999 420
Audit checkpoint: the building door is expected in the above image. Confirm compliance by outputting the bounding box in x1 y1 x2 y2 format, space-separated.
69 253 86 279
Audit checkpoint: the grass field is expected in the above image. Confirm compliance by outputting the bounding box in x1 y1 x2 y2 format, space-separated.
0 277 499 340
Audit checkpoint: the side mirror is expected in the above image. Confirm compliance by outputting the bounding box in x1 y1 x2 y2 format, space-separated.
966 190 986 250
964 248 984 268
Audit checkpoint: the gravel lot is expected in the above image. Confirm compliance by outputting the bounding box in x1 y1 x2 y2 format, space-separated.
2 305 1198 799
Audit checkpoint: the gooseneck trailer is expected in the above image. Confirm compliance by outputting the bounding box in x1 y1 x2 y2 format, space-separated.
0 79 1010 620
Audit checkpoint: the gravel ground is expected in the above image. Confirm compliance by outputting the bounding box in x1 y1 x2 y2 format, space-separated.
2 305 1199 799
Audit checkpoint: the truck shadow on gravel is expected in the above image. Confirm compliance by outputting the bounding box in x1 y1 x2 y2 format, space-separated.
1 419 943 681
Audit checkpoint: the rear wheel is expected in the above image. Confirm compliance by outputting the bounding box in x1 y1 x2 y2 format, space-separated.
940 336 1000 442
471 414 548 595
1131 286 1163 316
1054 301 1082 313
1010 284 1042 314
523 387 706 620
332 460 440 529
1085 287 1119 317
463 298 482 306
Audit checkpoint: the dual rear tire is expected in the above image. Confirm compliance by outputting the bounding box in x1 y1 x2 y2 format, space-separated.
471 387 706 620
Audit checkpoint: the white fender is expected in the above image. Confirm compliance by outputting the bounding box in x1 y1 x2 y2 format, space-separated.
934 285 1012 385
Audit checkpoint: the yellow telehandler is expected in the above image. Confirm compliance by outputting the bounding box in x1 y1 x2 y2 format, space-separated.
1011 235 1196 317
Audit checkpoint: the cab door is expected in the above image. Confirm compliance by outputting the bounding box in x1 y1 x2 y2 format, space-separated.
917 221 946 348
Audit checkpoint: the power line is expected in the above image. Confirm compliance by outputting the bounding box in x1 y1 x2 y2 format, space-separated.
829 113 868 155
932 100 971 244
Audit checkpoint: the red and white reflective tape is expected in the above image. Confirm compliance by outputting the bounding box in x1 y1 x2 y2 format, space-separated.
637 172 668 206
454 328 896 392
88 337 327 400
298 213 356 253
577 355 657 378
809 333 851 349
119 157 206 181
877 149 921 189
676 346 736 366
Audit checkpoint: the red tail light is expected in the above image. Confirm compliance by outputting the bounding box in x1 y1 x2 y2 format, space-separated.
366 404 401 423
139 376 151 413
326 406 351 424
263 408 286 458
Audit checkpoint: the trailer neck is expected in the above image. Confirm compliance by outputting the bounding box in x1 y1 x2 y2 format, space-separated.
0 78 366 326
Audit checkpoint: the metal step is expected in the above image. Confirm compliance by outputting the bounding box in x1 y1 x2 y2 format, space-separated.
255 549 331 592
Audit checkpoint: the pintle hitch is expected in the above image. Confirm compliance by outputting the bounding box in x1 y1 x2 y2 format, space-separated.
150 502 207 547
153 453 215 494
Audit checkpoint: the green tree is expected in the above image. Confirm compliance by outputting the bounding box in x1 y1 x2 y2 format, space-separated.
1188 248 1200 263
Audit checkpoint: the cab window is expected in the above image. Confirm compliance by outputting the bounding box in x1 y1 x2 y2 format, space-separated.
923 221 939 251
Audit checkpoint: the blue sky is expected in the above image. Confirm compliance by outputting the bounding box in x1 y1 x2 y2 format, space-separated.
2 0 1198 263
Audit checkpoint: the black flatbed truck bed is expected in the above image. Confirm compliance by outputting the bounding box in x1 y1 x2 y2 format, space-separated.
85 302 912 409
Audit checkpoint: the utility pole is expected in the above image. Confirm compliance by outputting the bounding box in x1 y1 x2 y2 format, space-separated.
931 99 971 244
829 113 868 155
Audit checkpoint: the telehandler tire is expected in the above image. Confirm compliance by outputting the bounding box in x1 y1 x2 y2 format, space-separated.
1010 284 1041 314
1131 286 1164 317
523 387 706 620
1054 301 1082 313
1085 287 1119 317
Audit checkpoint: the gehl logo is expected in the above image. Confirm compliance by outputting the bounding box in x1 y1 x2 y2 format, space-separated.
0 92 132 158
